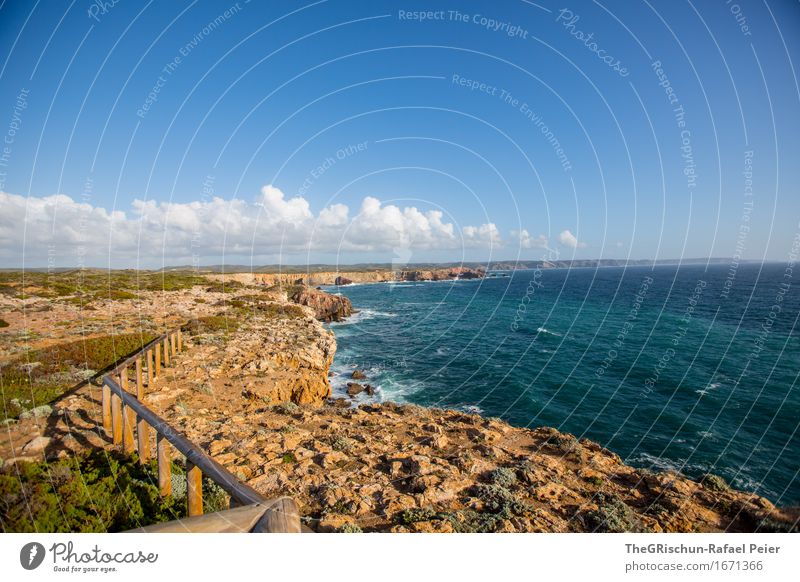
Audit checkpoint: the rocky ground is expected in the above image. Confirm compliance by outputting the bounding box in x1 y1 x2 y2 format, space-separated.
1 273 797 533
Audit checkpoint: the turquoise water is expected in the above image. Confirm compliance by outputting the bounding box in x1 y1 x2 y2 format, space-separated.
325 263 800 504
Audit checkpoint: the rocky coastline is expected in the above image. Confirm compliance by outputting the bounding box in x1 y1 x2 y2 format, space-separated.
206 266 485 288
0 274 797 533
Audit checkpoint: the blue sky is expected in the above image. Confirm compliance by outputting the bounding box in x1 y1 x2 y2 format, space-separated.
0 0 798 268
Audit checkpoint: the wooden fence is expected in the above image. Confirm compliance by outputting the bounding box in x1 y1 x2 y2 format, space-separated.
101 328 302 533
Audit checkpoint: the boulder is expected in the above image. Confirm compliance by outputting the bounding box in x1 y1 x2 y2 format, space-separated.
346 382 365 397
351 370 366 380
334 276 353 286
22 436 51 455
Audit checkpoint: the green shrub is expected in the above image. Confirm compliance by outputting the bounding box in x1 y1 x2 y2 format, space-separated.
487 467 517 488
0 450 183 532
0 332 156 420
397 507 437 524
182 316 240 335
580 493 648 533
472 483 528 518
336 522 363 533
701 473 728 492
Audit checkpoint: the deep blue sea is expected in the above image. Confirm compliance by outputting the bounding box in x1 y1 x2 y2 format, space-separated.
324 263 800 505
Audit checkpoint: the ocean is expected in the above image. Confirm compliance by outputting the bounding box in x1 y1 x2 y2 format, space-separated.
324 263 799 505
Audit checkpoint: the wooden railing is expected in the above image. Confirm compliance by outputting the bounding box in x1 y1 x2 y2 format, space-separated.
101 328 302 533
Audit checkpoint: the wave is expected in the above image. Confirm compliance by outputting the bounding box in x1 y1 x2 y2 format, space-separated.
330 309 397 325
458 404 484 415
536 327 562 337
627 452 709 475
695 381 722 396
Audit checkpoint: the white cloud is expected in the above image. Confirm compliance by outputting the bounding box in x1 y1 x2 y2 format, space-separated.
462 223 501 247
0 187 512 266
511 229 548 249
558 229 586 249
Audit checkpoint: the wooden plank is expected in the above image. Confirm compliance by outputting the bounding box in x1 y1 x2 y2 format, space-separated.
187 462 203 517
101 384 112 435
137 415 150 463
146 349 154 385
177 329 183 352
171 333 177 357
111 393 122 445
128 503 267 533
157 434 171 496
135 358 144 399
252 497 301 533
122 404 136 454
154 344 161 377
163 337 170 366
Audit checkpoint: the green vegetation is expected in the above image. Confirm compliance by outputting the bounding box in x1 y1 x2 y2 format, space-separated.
579 492 648 532
487 467 517 488
272 402 300 415
701 473 729 492
0 450 181 532
336 522 363 533
0 450 230 532
330 435 354 452
1 332 156 420
182 315 241 336
397 507 437 525
0 270 211 304
282 452 297 464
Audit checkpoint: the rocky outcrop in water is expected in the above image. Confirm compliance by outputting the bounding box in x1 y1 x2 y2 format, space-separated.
289 286 353 322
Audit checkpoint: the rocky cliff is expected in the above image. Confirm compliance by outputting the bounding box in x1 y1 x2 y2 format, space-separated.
206 266 484 287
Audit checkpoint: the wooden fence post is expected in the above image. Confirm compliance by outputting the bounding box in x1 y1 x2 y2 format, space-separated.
111 393 123 445
187 462 203 517
122 404 136 454
101 384 112 435
154 344 161 377
120 368 129 394
146 349 154 385
170 333 177 357
137 415 150 464
135 358 144 399
157 434 172 496
177 329 183 352
163 337 170 367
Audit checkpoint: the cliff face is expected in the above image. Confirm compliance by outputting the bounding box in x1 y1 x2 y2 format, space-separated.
206 267 484 287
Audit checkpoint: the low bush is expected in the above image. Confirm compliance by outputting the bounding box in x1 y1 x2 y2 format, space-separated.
0 450 182 532
0 332 156 420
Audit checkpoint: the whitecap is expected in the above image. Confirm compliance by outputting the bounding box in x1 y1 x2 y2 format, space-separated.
536 327 562 337
459 404 484 415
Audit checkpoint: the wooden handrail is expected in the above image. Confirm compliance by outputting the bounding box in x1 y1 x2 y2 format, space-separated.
129 498 301 533
100 328 302 532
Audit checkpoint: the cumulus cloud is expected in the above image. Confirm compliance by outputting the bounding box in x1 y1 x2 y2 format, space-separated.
0 187 509 266
557 229 586 249
511 229 548 249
